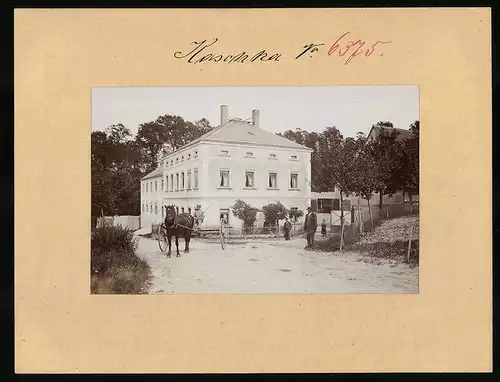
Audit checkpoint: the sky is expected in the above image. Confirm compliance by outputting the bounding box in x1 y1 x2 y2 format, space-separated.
91 86 419 138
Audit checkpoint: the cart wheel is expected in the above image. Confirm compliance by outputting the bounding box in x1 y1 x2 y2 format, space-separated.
220 218 228 250
156 225 167 252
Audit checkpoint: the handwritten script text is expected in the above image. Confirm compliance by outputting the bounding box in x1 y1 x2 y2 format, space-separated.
173 38 282 64
173 34 392 66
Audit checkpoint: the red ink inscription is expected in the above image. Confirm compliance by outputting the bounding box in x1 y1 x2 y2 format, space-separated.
328 32 391 65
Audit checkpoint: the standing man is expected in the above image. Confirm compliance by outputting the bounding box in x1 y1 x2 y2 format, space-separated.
304 206 317 249
283 216 292 241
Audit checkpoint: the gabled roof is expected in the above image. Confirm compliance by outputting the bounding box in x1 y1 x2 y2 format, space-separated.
366 125 415 144
161 119 312 159
141 167 163 180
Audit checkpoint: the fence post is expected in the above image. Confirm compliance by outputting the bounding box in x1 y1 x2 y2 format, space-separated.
407 224 414 263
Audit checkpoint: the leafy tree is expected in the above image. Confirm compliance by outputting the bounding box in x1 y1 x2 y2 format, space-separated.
136 115 213 171
288 208 304 222
261 202 288 228
351 142 378 229
232 199 259 231
313 126 363 248
397 121 419 205
366 128 401 210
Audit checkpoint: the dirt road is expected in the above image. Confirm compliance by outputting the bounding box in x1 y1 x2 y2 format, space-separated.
135 234 418 294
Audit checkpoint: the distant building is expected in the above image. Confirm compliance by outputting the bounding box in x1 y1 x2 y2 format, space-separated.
140 105 313 229
366 124 416 144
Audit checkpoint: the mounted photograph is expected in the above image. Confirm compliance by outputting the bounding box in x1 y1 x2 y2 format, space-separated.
91 86 420 294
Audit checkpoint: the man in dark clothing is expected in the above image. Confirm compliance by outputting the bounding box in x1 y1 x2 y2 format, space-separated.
283 217 292 240
304 206 317 249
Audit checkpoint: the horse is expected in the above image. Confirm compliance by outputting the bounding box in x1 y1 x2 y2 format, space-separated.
163 205 195 257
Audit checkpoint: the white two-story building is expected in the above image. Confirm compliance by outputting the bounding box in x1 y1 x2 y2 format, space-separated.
140 105 313 229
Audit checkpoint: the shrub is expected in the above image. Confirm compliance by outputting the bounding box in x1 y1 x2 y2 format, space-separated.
91 225 138 275
91 225 151 294
232 199 259 230
262 201 288 226
288 208 304 222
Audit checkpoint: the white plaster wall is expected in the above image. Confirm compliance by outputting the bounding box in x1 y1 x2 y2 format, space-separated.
140 175 164 228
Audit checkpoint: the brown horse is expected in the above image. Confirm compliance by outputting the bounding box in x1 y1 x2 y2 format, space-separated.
163 205 195 257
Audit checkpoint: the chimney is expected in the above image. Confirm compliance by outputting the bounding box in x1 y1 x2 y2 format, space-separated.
220 105 229 125
252 109 259 128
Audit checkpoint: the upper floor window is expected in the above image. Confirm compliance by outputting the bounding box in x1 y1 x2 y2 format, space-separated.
155 181 158 192
146 183 148 192
290 173 298 189
245 152 254 158
170 160 174 166
170 174 174 191
161 179 164 191
268 172 278 188
194 151 198 157
219 149 229 156
176 158 179 163
290 155 298 161
269 153 277 159
219 169 230 188
245 171 254 188
188 153 191 160
181 156 184 162
175 173 179 191
187 170 192 189
194 168 199 188
181 172 185 190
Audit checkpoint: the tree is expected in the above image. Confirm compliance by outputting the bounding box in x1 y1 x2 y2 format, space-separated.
398 121 419 206
232 199 259 232
366 128 401 210
261 202 288 230
314 126 362 249
351 142 378 229
136 115 213 171
288 208 304 222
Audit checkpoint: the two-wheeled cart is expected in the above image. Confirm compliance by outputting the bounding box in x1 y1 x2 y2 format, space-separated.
154 217 230 253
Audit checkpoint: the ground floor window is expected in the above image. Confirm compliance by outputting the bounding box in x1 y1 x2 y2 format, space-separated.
181 207 185 213
188 207 192 215
220 208 229 224
318 198 333 213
